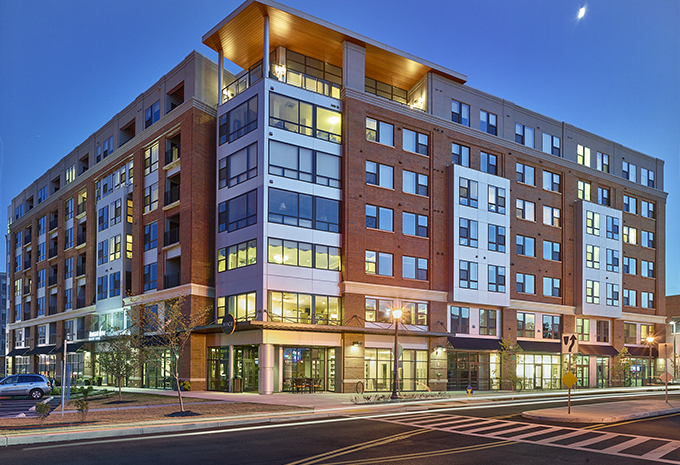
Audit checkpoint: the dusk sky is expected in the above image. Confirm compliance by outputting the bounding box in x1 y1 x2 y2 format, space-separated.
1 1 678 294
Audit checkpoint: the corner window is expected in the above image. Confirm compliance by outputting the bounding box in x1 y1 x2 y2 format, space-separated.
269 141 340 188
219 189 258 233
220 95 258 144
267 188 339 232
220 142 257 188
269 93 340 144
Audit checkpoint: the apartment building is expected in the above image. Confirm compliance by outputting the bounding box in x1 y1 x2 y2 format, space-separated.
1 272 7 376
202 0 666 394
5 51 227 388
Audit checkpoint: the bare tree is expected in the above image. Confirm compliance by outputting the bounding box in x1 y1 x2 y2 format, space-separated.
128 295 209 412
498 338 523 392
611 346 633 387
97 332 140 402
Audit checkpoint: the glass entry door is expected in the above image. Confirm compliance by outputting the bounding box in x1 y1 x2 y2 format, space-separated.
234 346 259 392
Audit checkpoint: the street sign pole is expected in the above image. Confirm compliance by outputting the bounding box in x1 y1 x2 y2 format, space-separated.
561 334 578 415
568 353 571 414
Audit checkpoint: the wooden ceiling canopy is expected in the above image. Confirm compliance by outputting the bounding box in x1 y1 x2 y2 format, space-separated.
203 0 466 90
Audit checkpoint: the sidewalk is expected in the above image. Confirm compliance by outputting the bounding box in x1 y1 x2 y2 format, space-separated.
2 386 679 447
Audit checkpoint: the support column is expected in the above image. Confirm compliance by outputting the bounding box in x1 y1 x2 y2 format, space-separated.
217 50 224 105
259 343 274 395
228 345 234 392
278 346 284 392
342 41 366 92
263 15 270 78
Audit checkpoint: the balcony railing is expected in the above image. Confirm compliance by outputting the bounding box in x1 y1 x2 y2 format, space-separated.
164 227 180 247
48 246 58 259
24 309 31 321
76 264 86 277
48 275 58 287
23 285 31 295
164 272 181 289
49 218 59 231
24 260 31 270
165 145 180 165
77 201 87 216
76 232 87 247
48 305 57 315
24 233 32 245
164 186 180 206
76 296 86 309
222 61 264 103
272 65 341 100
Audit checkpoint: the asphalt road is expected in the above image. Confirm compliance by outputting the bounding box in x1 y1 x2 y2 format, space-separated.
0 396 59 419
4 393 680 465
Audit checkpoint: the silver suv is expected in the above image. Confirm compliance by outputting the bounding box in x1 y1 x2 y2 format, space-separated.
0 374 52 399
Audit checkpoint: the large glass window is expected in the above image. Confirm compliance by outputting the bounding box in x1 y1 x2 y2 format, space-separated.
220 95 258 144
269 93 341 143
366 118 394 146
218 239 257 272
542 315 561 339
479 309 497 335
517 312 535 338
402 212 428 237
268 188 339 232
450 306 469 334
403 170 428 196
402 129 428 156
365 251 392 276
366 161 393 189
218 189 257 232
221 292 257 322
267 238 340 271
269 291 340 325
219 142 257 188
269 140 340 188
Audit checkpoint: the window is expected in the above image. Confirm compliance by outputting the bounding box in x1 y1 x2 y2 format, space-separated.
624 322 637 343
97 240 109 265
366 205 393 231
220 189 258 232
597 152 610 173
107 272 120 298
221 292 257 322
38 242 46 262
65 257 73 278
516 273 535 294
452 143 470 167
364 77 407 104
641 324 655 340
641 230 654 248
38 269 45 288
38 326 46 345
221 95 258 144
459 178 478 207
313 245 341 271
577 181 591 201
641 200 655 219
516 163 535 185
586 211 600 236
479 309 497 336
640 168 655 188
110 199 122 225
365 251 392 276
480 110 497 135
586 245 600 269
542 133 561 156
97 276 108 300
109 235 121 261
488 265 506 292
144 222 158 251
38 215 47 235
606 216 620 240
403 170 428 196
623 195 637 214
597 320 610 342
366 118 394 146
641 260 655 278
98 205 109 231
38 187 47 204
143 263 157 291
586 280 600 304
542 170 561 192
488 224 506 252
488 186 506 214
269 93 341 143
517 312 535 337
450 306 470 334
459 261 478 289
65 198 74 220
219 239 257 272
402 256 427 280
145 100 160 128
516 199 535 221
598 187 610 206
576 318 590 341
543 277 561 297
402 212 428 237
577 144 591 167
269 141 340 188
366 161 393 189
606 249 620 272
622 161 636 182
267 188 339 232
451 100 470 126
267 239 340 271
143 183 159 213
480 152 497 175
459 219 478 247
63 228 74 250
515 124 534 148
127 198 133 223
220 142 257 188
269 291 341 325
144 143 159 175
37 297 45 316
126 234 132 259
623 257 637 275
402 129 428 155
623 226 637 244
543 315 561 339
364 298 394 323
543 206 561 227
15 253 22 272
516 235 535 256
606 283 619 307
66 165 76 184
623 289 637 307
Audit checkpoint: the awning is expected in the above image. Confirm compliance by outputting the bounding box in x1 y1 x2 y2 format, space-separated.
447 336 502 351
28 345 57 355
52 341 86 353
578 344 619 356
6 348 30 357
518 341 561 353
626 346 659 358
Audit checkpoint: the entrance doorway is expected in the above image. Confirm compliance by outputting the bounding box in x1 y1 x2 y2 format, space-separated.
234 346 259 392
207 347 229 391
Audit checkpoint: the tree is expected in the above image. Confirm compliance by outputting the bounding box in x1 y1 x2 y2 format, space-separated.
669 351 680 380
128 295 209 412
498 338 523 392
97 333 140 402
611 346 633 387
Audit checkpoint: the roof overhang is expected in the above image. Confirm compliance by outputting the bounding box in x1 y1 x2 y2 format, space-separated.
202 0 467 90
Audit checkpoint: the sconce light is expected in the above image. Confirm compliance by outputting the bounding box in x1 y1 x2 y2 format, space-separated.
352 341 362 347
435 345 444 355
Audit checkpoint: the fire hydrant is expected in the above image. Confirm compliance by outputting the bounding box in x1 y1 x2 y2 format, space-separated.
466 384 473 397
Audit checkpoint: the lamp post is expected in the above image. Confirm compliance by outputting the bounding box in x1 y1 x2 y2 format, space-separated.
646 336 655 386
391 308 402 400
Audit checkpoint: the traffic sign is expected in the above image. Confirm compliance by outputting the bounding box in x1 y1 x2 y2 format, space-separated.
660 372 673 384
562 371 578 389
562 333 579 354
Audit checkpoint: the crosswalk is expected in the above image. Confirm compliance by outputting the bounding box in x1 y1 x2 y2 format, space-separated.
374 412 680 463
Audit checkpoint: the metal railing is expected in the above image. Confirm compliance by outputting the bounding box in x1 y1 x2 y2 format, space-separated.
23 285 31 295
77 201 87 216
165 145 180 165
164 272 181 289
24 260 31 270
49 218 59 231
164 227 180 246
164 186 180 205
48 305 57 315
76 264 86 276
24 233 31 244
48 246 58 259
48 275 58 287
76 296 86 309
76 232 87 246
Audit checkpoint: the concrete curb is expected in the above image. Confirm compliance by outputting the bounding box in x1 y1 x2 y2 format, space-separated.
522 406 680 424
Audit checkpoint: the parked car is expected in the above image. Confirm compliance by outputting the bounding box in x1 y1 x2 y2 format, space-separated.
0 374 52 399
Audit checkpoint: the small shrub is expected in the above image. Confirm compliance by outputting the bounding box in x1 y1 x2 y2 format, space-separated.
72 398 89 422
35 402 51 424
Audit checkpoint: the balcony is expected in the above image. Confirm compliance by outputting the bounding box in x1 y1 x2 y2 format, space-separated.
76 264 86 277
24 233 32 245
48 246 58 260
76 232 87 247
165 145 180 165
164 227 180 247
49 218 59 231
77 201 87 216
223 61 263 102
76 296 86 309
24 259 31 270
164 272 181 289
272 66 341 100
164 186 180 206
48 305 57 316
23 285 31 295
48 275 58 287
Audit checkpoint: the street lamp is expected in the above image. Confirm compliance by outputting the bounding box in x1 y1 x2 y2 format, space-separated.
391 308 402 400
646 336 655 386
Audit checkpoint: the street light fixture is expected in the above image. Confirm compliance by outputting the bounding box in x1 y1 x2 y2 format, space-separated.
391 308 402 400
646 336 655 386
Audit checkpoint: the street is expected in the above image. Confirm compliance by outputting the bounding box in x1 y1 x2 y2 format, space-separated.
0 396 59 419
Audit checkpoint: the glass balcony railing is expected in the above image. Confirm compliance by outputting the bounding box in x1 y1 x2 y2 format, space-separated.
223 61 264 103
271 65 341 100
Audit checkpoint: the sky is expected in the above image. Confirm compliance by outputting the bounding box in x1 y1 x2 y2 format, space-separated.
0 0 679 293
